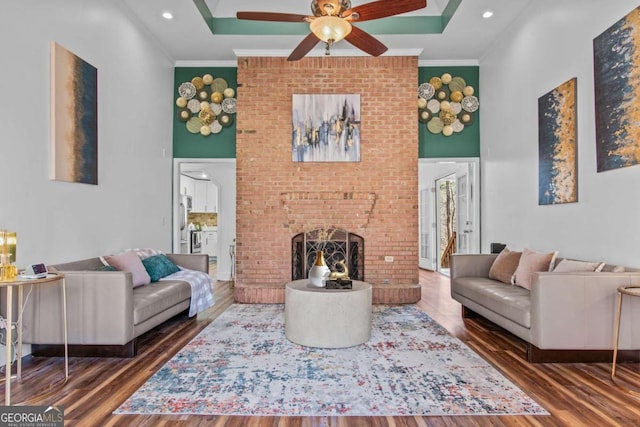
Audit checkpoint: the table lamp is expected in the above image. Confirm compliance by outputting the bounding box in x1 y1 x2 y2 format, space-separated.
0 230 17 281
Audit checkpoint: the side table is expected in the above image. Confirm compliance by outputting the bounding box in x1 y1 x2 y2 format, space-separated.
0 272 68 405
611 284 640 378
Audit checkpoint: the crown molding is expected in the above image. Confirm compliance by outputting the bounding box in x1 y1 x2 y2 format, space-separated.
418 59 479 67
173 55 479 68
174 60 238 67
233 48 423 58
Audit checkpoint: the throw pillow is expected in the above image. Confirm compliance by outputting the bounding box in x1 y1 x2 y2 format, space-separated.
103 251 151 287
124 248 164 260
513 248 559 290
553 259 605 273
98 265 117 271
142 254 180 282
488 248 522 284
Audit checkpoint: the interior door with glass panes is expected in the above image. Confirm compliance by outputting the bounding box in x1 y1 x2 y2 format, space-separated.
456 172 475 254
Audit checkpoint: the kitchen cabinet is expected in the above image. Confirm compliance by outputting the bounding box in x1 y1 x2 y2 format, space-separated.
207 183 218 212
180 175 195 198
193 181 208 212
193 180 218 212
202 230 218 258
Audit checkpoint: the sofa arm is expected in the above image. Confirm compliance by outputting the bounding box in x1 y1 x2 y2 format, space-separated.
167 253 209 274
530 272 640 350
450 254 498 279
22 271 135 346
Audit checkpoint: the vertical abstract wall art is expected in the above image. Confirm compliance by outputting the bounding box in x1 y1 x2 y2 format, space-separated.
50 42 98 184
593 6 640 172
292 94 360 162
538 78 577 205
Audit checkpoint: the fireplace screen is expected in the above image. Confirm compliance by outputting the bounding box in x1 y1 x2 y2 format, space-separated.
292 228 364 281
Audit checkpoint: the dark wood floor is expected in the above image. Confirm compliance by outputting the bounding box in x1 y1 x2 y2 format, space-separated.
3 270 640 426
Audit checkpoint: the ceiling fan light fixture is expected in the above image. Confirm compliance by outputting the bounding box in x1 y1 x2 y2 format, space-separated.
310 16 352 44
311 0 351 17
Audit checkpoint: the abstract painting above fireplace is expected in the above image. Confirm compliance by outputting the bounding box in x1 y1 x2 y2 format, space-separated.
292 94 361 163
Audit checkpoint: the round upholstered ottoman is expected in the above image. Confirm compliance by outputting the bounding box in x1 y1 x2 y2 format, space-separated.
284 279 372 348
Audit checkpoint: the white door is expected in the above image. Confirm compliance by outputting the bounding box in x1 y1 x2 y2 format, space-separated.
456 161 479 254
419 187 436 270
456 173 470 254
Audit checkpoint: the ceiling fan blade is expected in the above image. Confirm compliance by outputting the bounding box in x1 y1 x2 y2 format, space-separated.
287 33 321 61
344 0 426 22
237 11 310 23
344 26 388 57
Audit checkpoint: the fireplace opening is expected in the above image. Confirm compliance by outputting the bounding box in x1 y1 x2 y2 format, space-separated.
292 228 364 281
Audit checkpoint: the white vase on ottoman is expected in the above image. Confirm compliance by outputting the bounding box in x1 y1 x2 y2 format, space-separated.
308 250 330 287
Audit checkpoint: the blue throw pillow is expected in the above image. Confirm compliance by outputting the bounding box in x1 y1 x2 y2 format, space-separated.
142 254 180 282
99 265 117 271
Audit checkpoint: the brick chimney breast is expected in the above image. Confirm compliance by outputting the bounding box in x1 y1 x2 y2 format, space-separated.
235 56 419 298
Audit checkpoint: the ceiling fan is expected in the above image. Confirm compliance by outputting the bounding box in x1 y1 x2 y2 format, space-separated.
237 0 427 61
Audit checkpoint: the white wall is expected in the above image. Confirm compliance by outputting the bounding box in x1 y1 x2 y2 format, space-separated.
480 0 640 267
0 0 175 265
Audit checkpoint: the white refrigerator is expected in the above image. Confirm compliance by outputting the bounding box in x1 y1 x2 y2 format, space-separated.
179 194 192 254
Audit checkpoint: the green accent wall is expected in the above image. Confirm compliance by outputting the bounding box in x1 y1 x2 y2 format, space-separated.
418 66 480 158
173 65 480 159
173 67 237 158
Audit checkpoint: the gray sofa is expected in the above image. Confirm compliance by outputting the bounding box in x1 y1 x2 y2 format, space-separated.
21 253 209 357
450 253 640 362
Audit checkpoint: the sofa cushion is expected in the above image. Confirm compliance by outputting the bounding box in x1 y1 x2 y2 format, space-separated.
488 248 522 284
132 280 191 325
103 251 151 287
48 257 106 272
513 248 558 290
553 259 605 273
142 254 180 282
453 277 531 328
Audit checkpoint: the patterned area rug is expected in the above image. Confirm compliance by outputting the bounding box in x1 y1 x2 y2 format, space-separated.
115 304 548 417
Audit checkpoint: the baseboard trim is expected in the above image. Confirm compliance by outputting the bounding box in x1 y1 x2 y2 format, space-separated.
462 306 480 318
31 340 137 358
527 343 640 364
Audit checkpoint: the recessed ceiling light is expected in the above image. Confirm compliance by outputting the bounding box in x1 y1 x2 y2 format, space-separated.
162 11 174 20
482 10 494 19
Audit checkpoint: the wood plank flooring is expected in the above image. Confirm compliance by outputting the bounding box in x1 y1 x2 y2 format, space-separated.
2 270 640 426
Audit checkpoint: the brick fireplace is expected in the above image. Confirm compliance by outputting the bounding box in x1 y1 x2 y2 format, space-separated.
234 56 420 304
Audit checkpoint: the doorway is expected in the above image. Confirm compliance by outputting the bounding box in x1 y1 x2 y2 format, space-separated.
436 173 456 275
173 159 236 282
418 158 480 274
